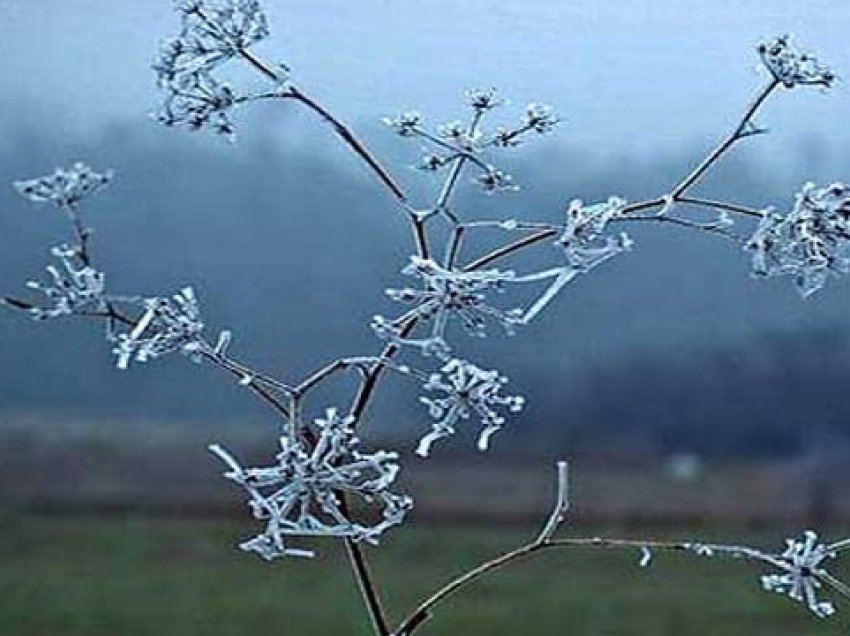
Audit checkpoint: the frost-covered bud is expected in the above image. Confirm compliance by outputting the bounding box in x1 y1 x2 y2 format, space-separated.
557 197 631 272
746 182 850 297
524 103 559 134
417 358 525 456
475 167 518 194
110 286 206 369
758 36 834 89
759 531 844 619
383 112 421 137
14 163 112 208
466 88 503 113
210 408 412 560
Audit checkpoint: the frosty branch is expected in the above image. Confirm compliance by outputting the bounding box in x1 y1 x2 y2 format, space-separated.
3 1 849 634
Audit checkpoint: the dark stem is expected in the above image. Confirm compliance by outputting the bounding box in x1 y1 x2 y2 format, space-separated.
345 539 392 636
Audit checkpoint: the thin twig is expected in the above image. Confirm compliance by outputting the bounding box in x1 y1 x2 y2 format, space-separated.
671 79 780 198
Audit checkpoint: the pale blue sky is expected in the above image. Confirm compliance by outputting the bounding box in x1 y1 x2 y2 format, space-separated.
1 0 848 158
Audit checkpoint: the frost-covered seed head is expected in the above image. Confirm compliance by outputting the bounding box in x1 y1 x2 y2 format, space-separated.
374 257 524 355
524 103 559 134
557 197 632 272
746 182 850 297
760 531 843 619
758 36 834 89
383 112 422 137
110 286 206 370
475 168 519 194
14 163 112 208
210 407 412 560
22 245 106 320
416 359 525 456
466 88 503 113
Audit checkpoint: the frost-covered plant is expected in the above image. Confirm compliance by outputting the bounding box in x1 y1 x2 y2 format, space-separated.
3 1 850 634
747 182 850 297
417 358 525 457
209 407 411 560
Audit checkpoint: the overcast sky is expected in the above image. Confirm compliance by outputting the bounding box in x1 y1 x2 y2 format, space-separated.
1 0 848 159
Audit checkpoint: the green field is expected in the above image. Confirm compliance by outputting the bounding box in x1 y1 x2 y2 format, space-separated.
0 514 847 635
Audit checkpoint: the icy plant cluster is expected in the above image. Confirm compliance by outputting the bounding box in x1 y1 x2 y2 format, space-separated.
209 408 411 560
15 162 112 208
384 87 559 201
7 164 215 371
372 256 524 357
417 359 525 457
747 182 850 297
758 35 835 89
760 531 847 619
3 1 850 633
20 244 106 320
153 0 276 136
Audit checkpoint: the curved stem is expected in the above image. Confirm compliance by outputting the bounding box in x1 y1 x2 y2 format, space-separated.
393 535 781 636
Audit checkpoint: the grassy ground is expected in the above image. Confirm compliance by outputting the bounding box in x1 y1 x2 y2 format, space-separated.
0 514 847 636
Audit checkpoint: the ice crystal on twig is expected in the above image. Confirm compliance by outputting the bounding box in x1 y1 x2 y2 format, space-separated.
758 36 835 89
373 256 524 356
22 246 106 320
746 182 850 297
760 531 848 618
417 359 525 456
14 163 112 208
110 287 206 369
209 407 412 560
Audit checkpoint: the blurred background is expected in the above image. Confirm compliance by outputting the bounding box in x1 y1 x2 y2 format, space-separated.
1 0 849 634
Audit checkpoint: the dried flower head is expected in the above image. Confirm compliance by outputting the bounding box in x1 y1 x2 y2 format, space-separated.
21 245 106 320
374 256 524 355
746 182 850 297
758 36 835 89
466 88 503 113
475 167 519 194
557 197 632 272
110 287 206 369
524 103 559 134
154 0 275 137
383 112 422 137
210 407 412 560
14 163 112 208
760 531 848 618
155 71 239 137
417 358 525 456
156 0 270 82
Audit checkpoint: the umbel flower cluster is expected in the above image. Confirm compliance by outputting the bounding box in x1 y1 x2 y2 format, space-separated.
209 408 412 560
2 1 849 632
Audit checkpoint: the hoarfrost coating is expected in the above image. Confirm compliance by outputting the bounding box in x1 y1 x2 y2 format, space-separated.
3 6 850 634
209 408 412 560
